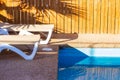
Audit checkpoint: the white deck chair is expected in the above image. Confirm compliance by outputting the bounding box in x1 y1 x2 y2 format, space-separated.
0 24 54 60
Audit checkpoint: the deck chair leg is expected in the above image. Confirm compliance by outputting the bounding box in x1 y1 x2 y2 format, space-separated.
40 30 53 44
0 42 38 60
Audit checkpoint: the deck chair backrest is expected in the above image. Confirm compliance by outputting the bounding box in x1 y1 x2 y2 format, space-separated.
0 24 54 32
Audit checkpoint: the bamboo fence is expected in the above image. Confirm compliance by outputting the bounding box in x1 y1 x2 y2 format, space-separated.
0 0 120 34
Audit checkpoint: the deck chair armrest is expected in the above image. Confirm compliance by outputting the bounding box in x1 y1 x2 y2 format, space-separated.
18 27 53 44
40 29 53 44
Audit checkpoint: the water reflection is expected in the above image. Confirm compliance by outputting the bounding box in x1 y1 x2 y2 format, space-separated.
58 65 120 80
58 66 86 80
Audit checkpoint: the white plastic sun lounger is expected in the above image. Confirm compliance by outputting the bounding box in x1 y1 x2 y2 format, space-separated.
0 24 54 60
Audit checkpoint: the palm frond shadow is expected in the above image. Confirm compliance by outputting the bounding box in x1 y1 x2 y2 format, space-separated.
0 0 87 33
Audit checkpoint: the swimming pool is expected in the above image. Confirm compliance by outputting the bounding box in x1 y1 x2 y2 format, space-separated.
58 47 120 80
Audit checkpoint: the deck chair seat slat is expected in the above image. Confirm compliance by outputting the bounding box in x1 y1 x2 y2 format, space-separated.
0 35 40 44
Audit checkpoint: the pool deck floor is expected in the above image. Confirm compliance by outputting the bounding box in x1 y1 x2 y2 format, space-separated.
0 45 58 80
50 34 120 48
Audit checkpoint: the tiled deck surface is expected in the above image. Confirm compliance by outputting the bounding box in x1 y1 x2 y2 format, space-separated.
0 45 58 80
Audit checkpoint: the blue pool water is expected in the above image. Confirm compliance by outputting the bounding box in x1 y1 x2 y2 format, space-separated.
58 47 120 80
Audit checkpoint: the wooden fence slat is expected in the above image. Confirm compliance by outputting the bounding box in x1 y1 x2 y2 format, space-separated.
87 0 94 33
78 0 83 33
115 0 120 34
100 0 108 33
93 0 101 33
107 0 116 34
82 0 87 33
79 0 87 33
117 0 120 34
64 1 72 33
71 0 78 33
